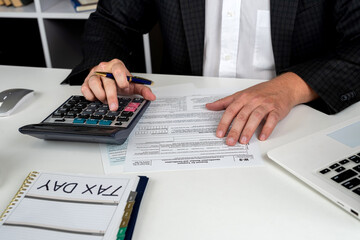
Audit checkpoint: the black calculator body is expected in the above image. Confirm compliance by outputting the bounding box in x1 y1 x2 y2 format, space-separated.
19 95 150 144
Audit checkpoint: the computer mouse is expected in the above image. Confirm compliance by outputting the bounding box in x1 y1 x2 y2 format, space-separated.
0 88 34 117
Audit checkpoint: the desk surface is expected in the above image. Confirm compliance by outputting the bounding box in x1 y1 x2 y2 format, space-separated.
1 65 359 239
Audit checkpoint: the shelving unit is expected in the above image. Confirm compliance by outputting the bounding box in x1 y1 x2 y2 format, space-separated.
0 0 154 73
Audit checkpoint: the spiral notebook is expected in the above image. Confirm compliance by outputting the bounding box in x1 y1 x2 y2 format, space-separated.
0 171 148 240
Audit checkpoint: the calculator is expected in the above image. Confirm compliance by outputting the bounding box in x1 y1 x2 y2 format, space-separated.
19 95 150 144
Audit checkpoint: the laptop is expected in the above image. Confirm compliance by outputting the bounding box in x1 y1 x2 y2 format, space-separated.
267 115 360 220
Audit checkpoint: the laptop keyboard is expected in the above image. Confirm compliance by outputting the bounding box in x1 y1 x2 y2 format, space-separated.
319 153 360 197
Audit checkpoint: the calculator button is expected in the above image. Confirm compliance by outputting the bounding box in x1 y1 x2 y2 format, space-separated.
78 114 90 119
124 106 137 112
64 103 75 108
73 118 86 124
98 105 109 111
76 103 88 109
71 96 83 100
86 119 98 125
132 98 144 103
94 110 107 115
52 112 64 118
88 103 100 109
106 111 121 117
119 100 131 106
128 102 141 108
99 120 112 126
78 100 90 105
64 112 77 118
115 122 123 126
117 116 129 122
121 111 133 117
90 115 103 120
67 99 77 105
117 106 125 111
83 109 95 114
103 115 116 120
55 119 65 122
118 101 127 107
71 108 83 113
58 108 68 113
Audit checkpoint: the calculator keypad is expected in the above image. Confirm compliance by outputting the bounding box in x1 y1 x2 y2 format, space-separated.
44 95 145 128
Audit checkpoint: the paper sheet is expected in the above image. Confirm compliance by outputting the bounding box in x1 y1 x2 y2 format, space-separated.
100 83 196 174
123 94 263 172
100 85 264 174
100 140 128 173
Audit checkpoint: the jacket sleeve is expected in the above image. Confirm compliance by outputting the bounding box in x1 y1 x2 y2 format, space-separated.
286 0 360 114
62 0 158 85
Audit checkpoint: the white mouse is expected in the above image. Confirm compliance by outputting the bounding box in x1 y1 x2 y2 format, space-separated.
0 88 34 117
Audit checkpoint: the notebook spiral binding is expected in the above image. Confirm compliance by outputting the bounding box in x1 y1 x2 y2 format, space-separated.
0 171 39 222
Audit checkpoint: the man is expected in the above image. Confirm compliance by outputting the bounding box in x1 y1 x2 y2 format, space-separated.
63 0 360 146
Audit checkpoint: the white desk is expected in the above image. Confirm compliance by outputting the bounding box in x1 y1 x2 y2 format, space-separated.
0 65 359 239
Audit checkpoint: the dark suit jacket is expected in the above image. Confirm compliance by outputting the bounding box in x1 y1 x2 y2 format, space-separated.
64 0 360 114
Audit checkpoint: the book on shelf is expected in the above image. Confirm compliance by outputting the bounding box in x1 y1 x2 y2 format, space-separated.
10 0 32 7
0 171 148 240
3 0 11 6
70 0 98 12
78 0 98 4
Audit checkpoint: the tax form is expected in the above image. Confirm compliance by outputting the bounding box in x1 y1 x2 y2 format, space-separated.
100 86 264 173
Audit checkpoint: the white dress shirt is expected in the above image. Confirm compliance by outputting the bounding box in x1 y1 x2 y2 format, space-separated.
203 0 276 80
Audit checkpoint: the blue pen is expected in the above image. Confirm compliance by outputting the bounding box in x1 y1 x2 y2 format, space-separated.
95 71 153 85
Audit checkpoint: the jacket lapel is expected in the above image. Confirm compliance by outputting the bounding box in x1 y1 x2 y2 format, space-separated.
270 0 299 73
179 0 205 75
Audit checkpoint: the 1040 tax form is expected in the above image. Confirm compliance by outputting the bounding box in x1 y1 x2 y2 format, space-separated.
101 89 264 173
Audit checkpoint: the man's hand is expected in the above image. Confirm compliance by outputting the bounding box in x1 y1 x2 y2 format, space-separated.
81 59 156 111
206 72 318 146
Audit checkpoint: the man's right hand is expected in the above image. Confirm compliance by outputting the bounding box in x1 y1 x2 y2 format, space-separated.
81 59 156 111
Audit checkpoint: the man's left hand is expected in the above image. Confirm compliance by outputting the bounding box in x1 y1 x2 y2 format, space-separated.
206 72 318 146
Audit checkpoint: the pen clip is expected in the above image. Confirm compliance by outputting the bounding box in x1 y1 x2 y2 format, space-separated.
95 71 107 77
